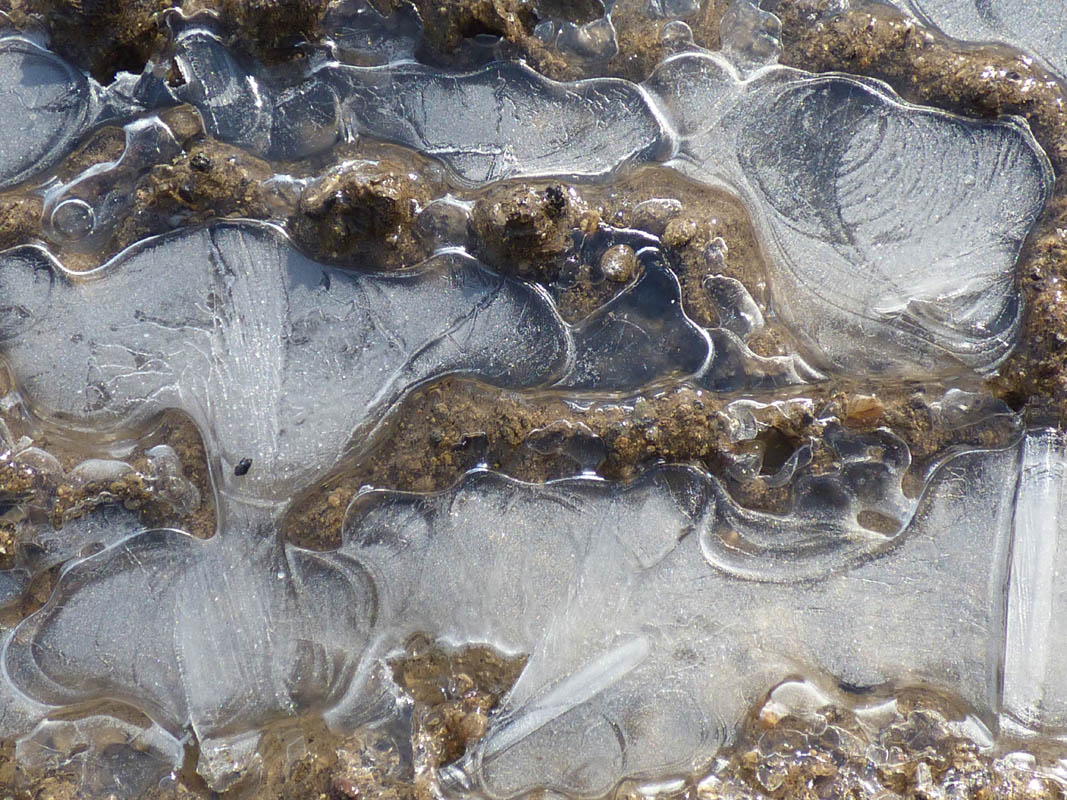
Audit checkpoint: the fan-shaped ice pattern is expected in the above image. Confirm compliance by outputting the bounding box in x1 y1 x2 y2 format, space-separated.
0 221 570 500
879 0 1067 81
0 36 96 189
644 52 1052 375
345 437 1024 797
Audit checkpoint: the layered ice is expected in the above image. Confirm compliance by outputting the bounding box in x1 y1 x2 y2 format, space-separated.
172 22 1051 375
0 4 1060 797
0 26 1050 378
645 51 1052 375
0 218 787 787
344 435 1027 797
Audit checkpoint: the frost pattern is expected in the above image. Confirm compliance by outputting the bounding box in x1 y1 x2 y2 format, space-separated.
0 219 786 788
1003 428 1067 732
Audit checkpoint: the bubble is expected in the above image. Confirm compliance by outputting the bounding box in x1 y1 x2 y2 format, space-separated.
660 20 695 52
50 198 95 240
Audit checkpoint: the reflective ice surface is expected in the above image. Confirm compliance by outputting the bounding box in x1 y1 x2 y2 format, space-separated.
0 2 1061 797
879 0 1067 80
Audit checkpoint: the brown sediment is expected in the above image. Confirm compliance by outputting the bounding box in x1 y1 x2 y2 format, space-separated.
699 684 1067 800
992 181 1067 417
111 136 275 250
468 168 770 325
289 157 435 270
284 376 1017 550
3 0 331 82
0 407 215 562
392 637 526 771
370 0 728 82
0 194 43 252
5 0 174 83
773 0 1067 420
0 523 15 571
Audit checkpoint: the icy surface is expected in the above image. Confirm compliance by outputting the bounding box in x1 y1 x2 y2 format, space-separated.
323 60 669 185
645 52 1052 375
0 221 569 500
881 0 1067 80
345 440 1020 796
169 29 1050 374
0 36 96 189
0 9 1061 797
1003 428 1067 731
5 27 1050 377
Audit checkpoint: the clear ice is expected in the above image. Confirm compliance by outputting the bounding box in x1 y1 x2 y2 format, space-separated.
0 2 1062 797
878 0 1067 81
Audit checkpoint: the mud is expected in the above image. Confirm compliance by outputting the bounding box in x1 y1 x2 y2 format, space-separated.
284 376 1017 550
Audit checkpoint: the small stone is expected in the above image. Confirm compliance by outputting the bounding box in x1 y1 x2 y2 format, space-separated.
600 244 637 283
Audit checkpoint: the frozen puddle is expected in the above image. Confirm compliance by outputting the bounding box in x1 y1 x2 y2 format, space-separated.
0 2 1061 797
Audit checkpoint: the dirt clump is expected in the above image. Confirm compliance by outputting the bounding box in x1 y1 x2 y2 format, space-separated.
290 158 434 269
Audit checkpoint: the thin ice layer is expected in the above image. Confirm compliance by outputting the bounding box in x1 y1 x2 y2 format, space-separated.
0 36 95 189
324 60 669 184
170 24 669 181
644 52 1052 375
2 502 377 789
343 439 1020 797
0 221 570 500
882 0 1067 81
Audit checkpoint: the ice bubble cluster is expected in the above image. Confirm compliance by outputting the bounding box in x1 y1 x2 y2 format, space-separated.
0 1 1060 796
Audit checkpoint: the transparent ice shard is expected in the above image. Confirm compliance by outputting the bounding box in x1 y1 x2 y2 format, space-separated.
168 22 669 181
345 439 1022 797
0 36 97 189
879 0 1067 81
1003 428 1067 732
0 221 570 500
644 52 1052 375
